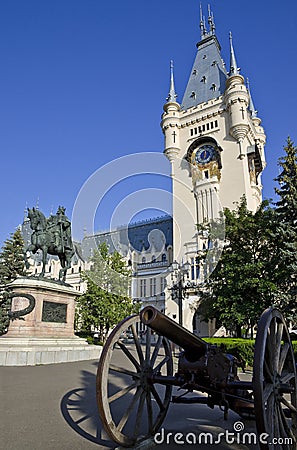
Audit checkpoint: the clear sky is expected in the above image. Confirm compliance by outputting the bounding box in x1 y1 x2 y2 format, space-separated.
0 0 296 247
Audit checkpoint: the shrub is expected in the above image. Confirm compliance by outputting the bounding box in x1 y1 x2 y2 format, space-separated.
205 338 255 368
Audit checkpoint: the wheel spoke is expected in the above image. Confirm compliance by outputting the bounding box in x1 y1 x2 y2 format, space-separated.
277 401 295 440
133 390 146 438
263 383 273 404
267 393 275 436
150 384 165 411
265 331 274 376
117 387 142 432
280 396 297 413
131 324 144 364
153 356 169 374
280 372 295 384
274 323 283 371
278 343 290 374
146 391 153 434
274 400 281 440
150 335 162 368
264 358 273 381
110 364 139 378
145 328 151 364
117 341 141 371
108 382 139 404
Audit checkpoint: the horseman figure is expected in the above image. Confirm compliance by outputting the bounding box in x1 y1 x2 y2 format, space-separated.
25 206 75 282
47 206 72 252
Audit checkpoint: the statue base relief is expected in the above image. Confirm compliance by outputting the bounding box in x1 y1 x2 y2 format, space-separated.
0 277 101 366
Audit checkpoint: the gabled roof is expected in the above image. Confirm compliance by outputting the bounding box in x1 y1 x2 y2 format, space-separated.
181 34 228 110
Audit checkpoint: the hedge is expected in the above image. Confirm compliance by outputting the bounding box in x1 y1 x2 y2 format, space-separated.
204 338 255 368
204 338 297 369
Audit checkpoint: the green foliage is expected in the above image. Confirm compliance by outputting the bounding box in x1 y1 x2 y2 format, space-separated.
273 137 297 317
205 338 255 367
76 243 139 343
0 291 12 335
198 137 297 333
0 228 27 335
198 197 279 336
0 228 27 285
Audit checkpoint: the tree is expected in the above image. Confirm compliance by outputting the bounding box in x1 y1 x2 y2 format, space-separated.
0 228 27 285
76 242 138 343
198 197 279 337
273 137 297 316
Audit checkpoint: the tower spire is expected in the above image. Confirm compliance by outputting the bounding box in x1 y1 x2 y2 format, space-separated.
199 3 207 39
166 60 177 103
229 31 240 76
247 78 258 118
207 4 215 35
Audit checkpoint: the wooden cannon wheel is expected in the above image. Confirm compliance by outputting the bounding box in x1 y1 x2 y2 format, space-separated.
96 315 173 447
253 308 297 449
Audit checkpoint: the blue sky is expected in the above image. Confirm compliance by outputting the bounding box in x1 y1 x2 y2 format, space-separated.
0 0 296 247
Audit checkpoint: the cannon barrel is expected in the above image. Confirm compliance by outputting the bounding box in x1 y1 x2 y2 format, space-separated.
140 306 208 360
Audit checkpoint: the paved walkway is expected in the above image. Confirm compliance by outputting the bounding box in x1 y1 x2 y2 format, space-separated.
0 360 258 450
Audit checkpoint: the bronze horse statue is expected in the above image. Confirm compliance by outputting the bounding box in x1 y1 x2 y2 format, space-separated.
25 207 75 282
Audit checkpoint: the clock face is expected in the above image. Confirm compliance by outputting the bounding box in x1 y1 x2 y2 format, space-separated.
195 144 215 164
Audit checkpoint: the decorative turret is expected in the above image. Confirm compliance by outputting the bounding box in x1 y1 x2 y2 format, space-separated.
224 32 250 158
229 31 240 77
166 60 177 103
246 78 257 119
162 61 181 167
207 4 216 35
199 3 207 39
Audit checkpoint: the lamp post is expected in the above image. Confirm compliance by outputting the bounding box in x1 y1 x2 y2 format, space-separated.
169 260 192 327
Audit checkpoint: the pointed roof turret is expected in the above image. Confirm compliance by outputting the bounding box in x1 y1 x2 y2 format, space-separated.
199 3 207 39
229 32 240 76
207 4 216 35
181 5 227 110
166 60 178 103
246 78 258 118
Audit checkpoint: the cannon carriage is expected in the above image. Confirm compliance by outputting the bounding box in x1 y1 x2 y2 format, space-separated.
96 306 297 449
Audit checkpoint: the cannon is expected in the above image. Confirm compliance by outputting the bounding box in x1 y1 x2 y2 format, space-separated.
96 306 297 449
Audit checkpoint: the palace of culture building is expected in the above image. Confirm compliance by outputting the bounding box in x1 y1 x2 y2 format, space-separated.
22 6 266 336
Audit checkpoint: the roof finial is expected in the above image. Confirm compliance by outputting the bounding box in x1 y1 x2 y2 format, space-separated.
246 78 257 118
199 3 207 38
24 201 29 221
208 4 215 35
166 60 177 102
229 31 240 76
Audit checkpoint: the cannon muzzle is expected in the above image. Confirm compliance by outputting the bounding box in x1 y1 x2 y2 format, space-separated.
140 306 208 360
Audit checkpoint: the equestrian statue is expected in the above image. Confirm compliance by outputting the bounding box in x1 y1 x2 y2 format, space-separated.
25 206 75 282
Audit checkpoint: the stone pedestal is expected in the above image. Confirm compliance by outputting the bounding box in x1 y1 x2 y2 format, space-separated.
0 277 102 366
4 277 78 338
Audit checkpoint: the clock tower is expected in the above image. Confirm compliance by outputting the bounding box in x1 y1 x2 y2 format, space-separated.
161 6 266 332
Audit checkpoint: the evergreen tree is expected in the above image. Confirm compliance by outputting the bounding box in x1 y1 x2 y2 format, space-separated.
0 228 27 285
76 242 138 343
274 137 297 315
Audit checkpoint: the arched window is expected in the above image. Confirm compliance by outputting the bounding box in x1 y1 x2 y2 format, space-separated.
142 257 146 263
152 255 156 263
161 253 166 262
